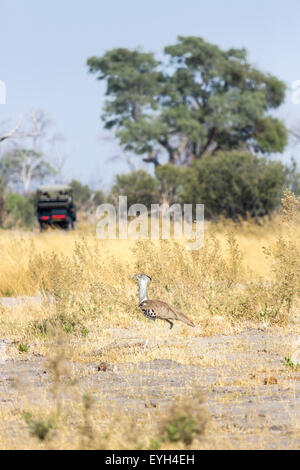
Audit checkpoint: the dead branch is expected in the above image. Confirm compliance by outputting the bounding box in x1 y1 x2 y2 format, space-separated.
0 110 44 144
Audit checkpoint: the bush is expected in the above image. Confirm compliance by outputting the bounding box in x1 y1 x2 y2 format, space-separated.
18 342 29 353
4 193 35 228
23 411 57 441
109 169 158 207
155 164 187 205
69 180 106 212
106 152 288 220
181 151 287 220
153 392 208 448
286 157 300 196
69 180 92 210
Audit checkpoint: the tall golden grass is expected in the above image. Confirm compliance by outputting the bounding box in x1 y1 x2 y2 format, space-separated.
0 191 299 330
0 191 299 450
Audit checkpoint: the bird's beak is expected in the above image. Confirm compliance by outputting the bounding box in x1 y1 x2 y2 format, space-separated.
131 275 137 280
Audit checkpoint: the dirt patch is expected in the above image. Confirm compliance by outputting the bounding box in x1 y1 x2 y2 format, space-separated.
0 327 299 449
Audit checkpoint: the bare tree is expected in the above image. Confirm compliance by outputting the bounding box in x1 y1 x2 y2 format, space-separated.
52 153 68 184
0 110 44 145
0 109 65 193
2 149 56 195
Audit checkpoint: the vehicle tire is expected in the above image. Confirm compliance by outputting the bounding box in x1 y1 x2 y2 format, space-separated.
63 217 72 231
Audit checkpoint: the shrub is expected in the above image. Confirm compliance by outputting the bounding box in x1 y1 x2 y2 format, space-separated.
181 151 287 220
109 169 158 208
154 392 208 448
69 179 92 210
4 193 35 228
18 342 29 353
69 180 106 211
23 411 57 441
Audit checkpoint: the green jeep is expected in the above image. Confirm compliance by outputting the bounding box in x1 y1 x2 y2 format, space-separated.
37 184 77 231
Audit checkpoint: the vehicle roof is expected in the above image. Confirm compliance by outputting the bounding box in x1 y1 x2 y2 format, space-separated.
37 184 72 192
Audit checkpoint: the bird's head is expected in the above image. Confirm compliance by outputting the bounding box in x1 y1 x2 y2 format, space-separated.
131 273 152 284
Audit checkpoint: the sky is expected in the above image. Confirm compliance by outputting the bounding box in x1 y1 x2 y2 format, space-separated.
0 0 300 190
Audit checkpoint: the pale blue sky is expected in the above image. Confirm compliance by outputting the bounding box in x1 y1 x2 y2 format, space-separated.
1 0 300 189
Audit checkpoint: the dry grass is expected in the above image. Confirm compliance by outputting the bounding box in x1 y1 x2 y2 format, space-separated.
0 192 299 449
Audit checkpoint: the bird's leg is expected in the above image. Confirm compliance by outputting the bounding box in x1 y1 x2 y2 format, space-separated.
165 320 174 330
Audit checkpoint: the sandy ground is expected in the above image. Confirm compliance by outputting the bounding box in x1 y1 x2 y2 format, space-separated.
0 322 299 450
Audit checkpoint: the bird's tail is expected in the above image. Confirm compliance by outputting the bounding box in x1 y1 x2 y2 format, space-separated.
175 310 195 327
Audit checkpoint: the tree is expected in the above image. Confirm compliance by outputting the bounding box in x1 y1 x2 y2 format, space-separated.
0 110 65 223
2 148 55 195
87 36 287 167
1 109 66 184
0 110 43 145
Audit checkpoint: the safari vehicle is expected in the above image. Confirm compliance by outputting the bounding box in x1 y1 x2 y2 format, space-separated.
37 184 76 231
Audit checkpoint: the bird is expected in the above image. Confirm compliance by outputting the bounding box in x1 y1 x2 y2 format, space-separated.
131 273 195 329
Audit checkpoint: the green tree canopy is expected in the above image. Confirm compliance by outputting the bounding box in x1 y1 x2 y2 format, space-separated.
87 36 287 167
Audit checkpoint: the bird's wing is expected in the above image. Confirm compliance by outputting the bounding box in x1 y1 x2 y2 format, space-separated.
139 299 171 318
140 299 195 327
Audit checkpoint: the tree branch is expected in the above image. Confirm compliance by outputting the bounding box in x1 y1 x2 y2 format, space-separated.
0 111 42 144
142 151 160 167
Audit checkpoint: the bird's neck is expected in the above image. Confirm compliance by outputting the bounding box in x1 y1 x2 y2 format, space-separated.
138 279 148 304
